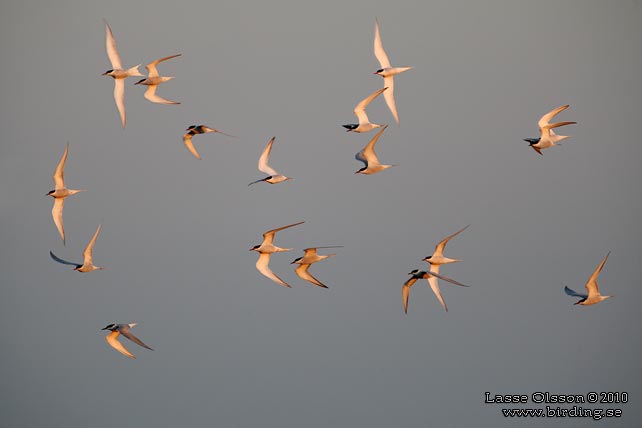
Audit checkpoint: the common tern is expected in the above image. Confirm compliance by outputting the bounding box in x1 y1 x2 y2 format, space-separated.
50 224 104 272
101 323 153 359
373 18 413 125
355 125 397 174
342 87 387 133
102 20 143 128
402 269 468 313
134 54 181 104
564 252 613 306
422 225 470 267
47 143 86 244
182 125 236 160
291 246 342 289
248 137 292 185
250 221 305 288
523 105 577 155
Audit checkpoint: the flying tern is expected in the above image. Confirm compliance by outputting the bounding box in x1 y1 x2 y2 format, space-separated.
250 221 305 287
134 54 181 104
50 224 104 272
248 137 292 185
523 105 577 155
182 125 235 160
101 323 154 359
402 269 468 313
564 252 613 306
373 18 413 124
291 246 342 289
355 125 397 174
422 225 469 267
342 87 387 133
102 19 143 128
47 143 86 244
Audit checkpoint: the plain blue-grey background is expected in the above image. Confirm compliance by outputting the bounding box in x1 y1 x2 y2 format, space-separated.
1 0 640 426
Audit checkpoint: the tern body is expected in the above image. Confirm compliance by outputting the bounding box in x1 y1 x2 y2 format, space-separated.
565 252 613 306
134 54 181 104
402 269 468 313
182 125 235 160
355 125 397 174
373 18 413 124
248 137 292 185
50 224 104 272
343 87 387 133
47 143 86 244
524 105 577 155
102 20 143 127
291 246 342 289
250 221 305 288
101 323 153 359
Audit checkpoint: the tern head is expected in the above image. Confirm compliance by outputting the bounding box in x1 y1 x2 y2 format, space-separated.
101 323 117 331
291 257 302 264
408 269 420 275
46 190 55 196
249 245 260 252
102 69 114 76
186 125 197 131
422 256 432 262
373 69 384 75
134 78 146 85
342 124 358 131
355 167 367 174
523 138 540 145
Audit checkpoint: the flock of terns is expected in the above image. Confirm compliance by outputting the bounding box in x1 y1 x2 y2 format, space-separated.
45 18 613 359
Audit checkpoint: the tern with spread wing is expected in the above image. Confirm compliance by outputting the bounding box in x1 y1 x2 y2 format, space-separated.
402 269 468 313
101 323 153 359
373 18 413 124
564 252 613 306
47 143 86 244
342 87 387 133
102 19 143 127
250 221 305 288
248 137 292 185
291 246 342 289
134 54 181 104
355 125 397 174
50 224 104 272
523 105 577 155
182 125 236 160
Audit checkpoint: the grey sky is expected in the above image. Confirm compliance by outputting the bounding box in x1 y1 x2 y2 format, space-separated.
1 0 641 427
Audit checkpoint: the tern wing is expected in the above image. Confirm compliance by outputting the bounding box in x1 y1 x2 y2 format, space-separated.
258 137 279 176
433 225 470 257
183 133 201 159
585 252 610 297
146 54 181 78
427 276 448 312
564 286 587 298
538 105 569 129
382 76 399 124
49 250 80 267
52 198 65 244
82 224 102 266
113 78 126 128
53 143 68 190
106 331 136 359
373 18 391 68
104 20 123 70
358 124 388 166
256 253 291 288
120 328 154 350
295 264 328 288
262 221 304 246
354 87 387 125
428 271 468 287
144 84 179 105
